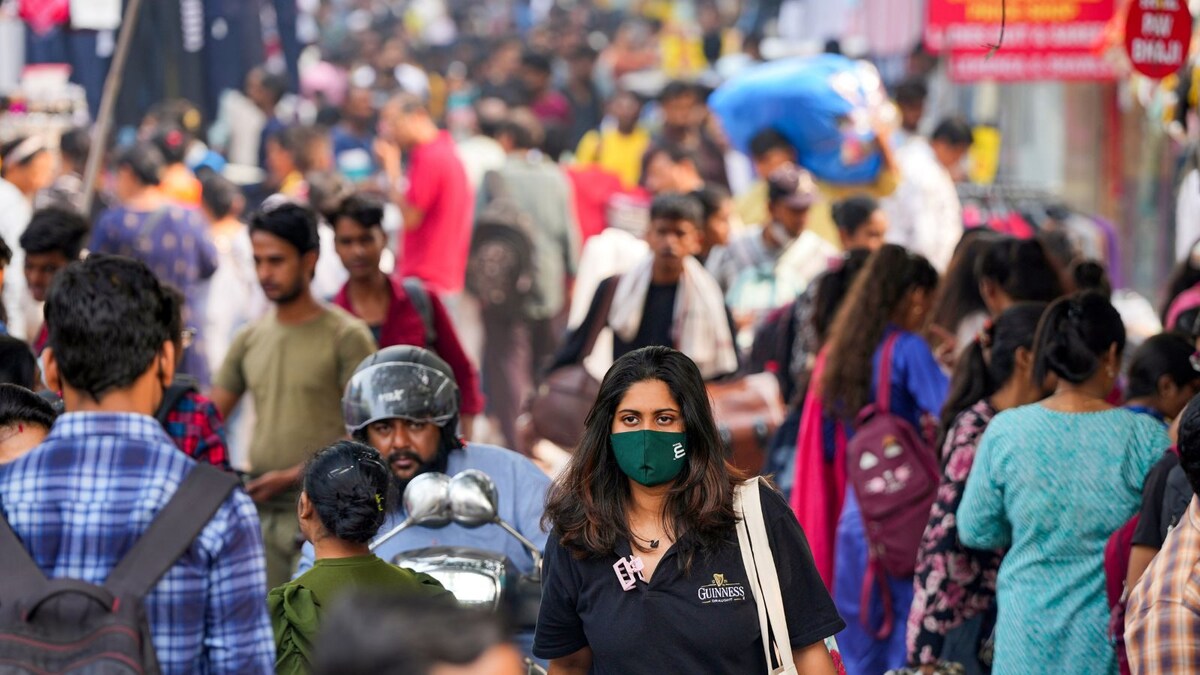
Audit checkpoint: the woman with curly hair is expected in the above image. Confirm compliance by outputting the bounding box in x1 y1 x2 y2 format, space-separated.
801 244 946 674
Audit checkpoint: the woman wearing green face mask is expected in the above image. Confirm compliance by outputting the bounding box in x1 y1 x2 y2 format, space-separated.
535 346 845 675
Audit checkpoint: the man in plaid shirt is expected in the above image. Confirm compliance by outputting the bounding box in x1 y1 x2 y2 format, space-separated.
1127 399 1200 674
0 256 272 673
160 285 231 470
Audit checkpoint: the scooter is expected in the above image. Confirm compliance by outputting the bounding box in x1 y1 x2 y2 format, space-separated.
370 470 545 674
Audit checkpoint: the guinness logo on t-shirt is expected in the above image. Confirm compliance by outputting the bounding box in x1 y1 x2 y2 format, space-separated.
697 573 747 604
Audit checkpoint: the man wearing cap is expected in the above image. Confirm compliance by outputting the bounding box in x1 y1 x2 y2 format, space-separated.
708 161 838 297
294 345 550 658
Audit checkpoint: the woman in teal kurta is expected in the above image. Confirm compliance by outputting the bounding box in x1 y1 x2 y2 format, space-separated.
959 293 1170 675
268 441 451 674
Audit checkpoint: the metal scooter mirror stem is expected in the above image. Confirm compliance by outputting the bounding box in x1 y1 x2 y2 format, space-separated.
448 470 544 572
369 472 452 551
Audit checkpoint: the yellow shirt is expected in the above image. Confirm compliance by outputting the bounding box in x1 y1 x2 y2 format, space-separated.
575 127 652 190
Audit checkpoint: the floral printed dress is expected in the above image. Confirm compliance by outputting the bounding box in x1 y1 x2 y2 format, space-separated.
906 400 1003 668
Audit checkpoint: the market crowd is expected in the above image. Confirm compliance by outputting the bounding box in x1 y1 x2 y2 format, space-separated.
3 2 1200 675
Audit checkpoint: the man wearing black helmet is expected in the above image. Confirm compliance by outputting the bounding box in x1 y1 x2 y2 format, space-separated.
295 345 550 578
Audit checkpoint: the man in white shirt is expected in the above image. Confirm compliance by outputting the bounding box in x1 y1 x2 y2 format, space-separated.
883 118 973 272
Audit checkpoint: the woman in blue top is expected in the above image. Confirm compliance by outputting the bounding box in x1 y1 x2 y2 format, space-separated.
819 244 947 674
958 292 1171 675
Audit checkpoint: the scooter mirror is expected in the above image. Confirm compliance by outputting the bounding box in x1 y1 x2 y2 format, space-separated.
448 469 500 527
405 472 453 528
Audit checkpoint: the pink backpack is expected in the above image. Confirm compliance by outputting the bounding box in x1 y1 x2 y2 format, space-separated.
845 333 941 639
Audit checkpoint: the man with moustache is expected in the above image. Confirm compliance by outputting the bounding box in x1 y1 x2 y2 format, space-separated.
295 345 549 580
211 198 376 587
294 345 549 660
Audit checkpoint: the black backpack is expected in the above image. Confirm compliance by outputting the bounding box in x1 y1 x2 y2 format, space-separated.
0 464 238 674
155 374 200 428
465 171 537 315
400 277 437 346
1161 463 1195 541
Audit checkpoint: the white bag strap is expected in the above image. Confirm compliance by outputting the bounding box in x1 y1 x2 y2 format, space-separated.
735 477 798 674
735 480 775 672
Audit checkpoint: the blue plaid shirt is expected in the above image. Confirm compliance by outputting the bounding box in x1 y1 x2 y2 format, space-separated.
0 412 273 674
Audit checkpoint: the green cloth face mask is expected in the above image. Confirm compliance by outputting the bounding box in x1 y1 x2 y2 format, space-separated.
610 430 688 487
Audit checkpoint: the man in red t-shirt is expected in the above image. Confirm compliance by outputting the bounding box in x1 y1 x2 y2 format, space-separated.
376 93 474 296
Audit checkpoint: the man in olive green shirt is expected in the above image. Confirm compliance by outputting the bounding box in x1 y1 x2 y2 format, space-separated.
212 200 376 586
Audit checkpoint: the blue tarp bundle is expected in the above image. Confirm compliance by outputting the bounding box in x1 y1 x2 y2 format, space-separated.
709 54 888 185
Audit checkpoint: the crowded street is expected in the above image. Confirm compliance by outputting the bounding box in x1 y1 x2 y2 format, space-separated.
1 0 1200 673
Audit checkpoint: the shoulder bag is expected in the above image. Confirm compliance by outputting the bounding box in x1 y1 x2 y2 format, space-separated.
527 278 618 449
735 477 844 675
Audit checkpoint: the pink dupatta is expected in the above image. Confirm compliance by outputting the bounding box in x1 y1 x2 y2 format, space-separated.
788 349 847 591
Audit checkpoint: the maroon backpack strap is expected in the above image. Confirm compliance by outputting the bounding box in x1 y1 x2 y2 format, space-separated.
860 558 894 640
876 332 901 413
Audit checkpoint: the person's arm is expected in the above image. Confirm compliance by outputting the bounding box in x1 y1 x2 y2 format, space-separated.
203 492 277 674
1127 545 1160 593
375 138 426 231
245 463 304 503
549 277 613 371
794 641 837 675
209 387 241 421
191 211 221 280
871 121 900 197
210 328 249 418
898 333 950 419
1129 453 1177 588
548 648 593 675
957 428 1012 550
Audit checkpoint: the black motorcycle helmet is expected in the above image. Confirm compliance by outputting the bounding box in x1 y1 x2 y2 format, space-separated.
342 346 464 451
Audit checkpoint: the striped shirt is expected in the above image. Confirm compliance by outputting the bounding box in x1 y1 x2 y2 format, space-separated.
1126 497 1200 674
0 412 273 674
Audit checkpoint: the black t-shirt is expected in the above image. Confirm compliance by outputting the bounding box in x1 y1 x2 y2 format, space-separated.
1133 451 1180 548
533 483 845 672
619 283 677 358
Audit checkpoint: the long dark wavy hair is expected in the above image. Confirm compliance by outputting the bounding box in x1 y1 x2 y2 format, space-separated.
937 303 1047 452
821 244 939 417
929 229 1000 337
543 346 748 571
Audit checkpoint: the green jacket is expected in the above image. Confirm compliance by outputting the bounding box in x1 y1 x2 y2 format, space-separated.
267 554 451 674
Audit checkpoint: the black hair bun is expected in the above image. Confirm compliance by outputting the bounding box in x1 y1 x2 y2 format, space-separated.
304 441 392 544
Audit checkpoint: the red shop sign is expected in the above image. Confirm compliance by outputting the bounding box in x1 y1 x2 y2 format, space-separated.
1125 0 1192 79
